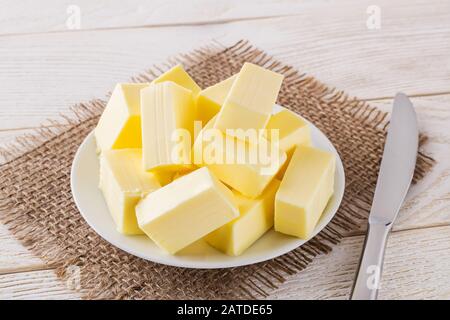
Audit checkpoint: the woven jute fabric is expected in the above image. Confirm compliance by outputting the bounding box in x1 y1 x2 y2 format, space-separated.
0 40 434 299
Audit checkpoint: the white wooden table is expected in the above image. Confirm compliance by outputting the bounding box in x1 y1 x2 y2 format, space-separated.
0 0 449 300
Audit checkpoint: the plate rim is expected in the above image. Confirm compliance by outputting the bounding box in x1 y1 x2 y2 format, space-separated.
70 105 345 269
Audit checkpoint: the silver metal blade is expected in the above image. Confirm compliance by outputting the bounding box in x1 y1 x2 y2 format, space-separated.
369 93 418 225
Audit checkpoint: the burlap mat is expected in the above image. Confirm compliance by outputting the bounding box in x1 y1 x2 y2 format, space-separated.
0 40 434 299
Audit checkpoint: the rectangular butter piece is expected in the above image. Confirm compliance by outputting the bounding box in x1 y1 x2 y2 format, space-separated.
205 179 280 256
213 63 283 137
99 149 161 235
275 146 335 239
152 64 201 96
193 115 286 198
95 83 149 151
264 110 311 178
141 81 196 172
136 167 239 254
196 74 236 125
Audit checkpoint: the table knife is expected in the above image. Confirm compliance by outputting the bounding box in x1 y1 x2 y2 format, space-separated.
350 93 418 300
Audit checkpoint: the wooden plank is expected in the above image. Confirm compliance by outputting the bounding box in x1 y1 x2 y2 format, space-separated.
0 0 311 35
1 0 448 38
0 0 449 130
1 225 449 299
0 269 81 299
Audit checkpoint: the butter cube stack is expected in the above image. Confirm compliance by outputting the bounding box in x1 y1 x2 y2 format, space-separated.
275 146 335 239
94 62 337 257
99 149 161 235
206 179 280 256
95 83 149 151
136 167 239 254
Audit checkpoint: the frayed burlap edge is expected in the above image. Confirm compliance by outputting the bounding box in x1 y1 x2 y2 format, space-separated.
0 40 434 299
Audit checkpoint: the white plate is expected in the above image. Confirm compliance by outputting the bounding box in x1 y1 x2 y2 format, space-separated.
71 105 345 269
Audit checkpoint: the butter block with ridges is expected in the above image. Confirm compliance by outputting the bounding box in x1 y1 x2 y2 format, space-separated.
275 146 335 239
95 83 149 151
152 64 201 96
136 167 239 254
193 116 286 198
264 110 311 178
196 74 236 125
213 63 283 137
141 81 196 172
99 149 161 235
206 179 281 256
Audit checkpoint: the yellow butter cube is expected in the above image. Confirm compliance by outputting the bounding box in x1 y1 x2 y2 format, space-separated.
206 179 281 256
95 83 149 151
136 167 239 254
264 110 311 178
275 146 335 239
196 74 236 125
152 64 201 96
193 116 286 198
140 81 196 172
99 149 161 235
213 63 283 138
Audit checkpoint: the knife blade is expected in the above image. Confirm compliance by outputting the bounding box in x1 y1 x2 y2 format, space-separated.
350 92 418 300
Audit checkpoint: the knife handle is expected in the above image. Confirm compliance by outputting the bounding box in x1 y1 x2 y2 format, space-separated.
350 223 391 300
